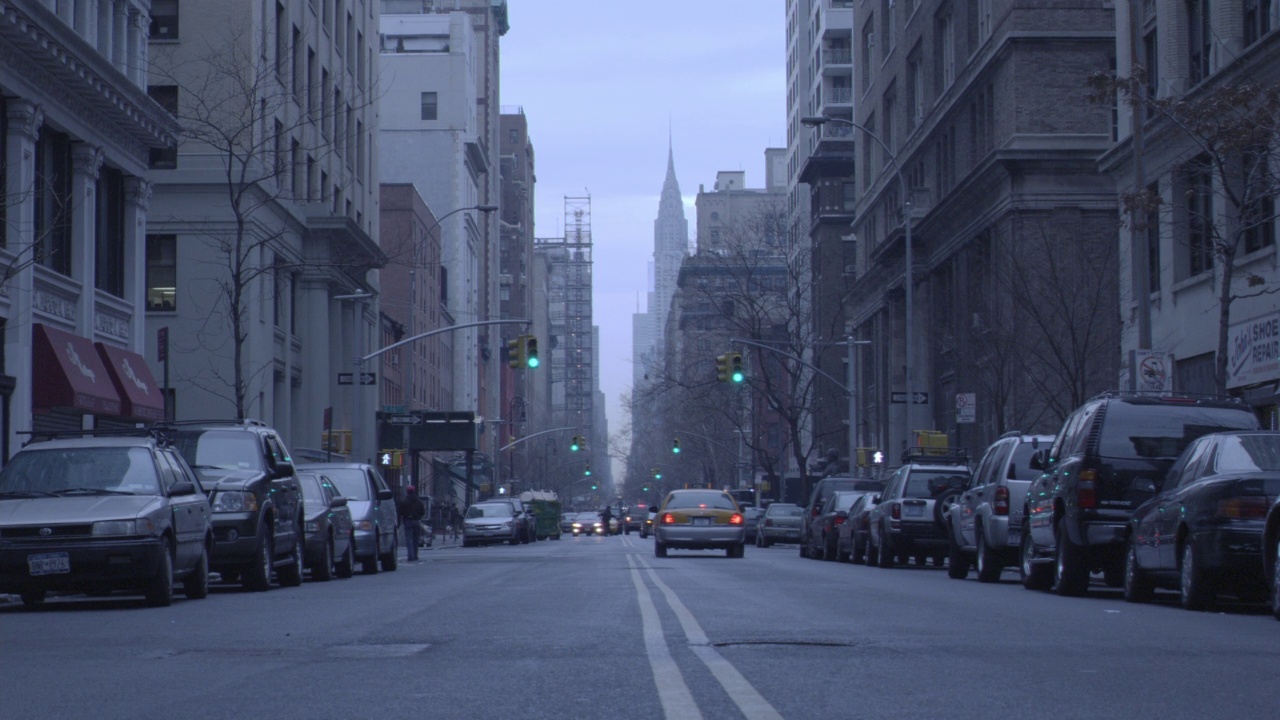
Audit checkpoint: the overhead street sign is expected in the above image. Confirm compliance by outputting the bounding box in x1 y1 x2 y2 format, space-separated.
337 373 353 385
337 372 378 386
388 414 423 425
891 391 930 405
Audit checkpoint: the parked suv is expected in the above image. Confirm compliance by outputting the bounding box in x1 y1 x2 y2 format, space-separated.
297 463 398 573
799 476 883 558
868 450 970 568
164 420 305 591
0 431 212 608
946 432 1054 582
1022 393 1260 596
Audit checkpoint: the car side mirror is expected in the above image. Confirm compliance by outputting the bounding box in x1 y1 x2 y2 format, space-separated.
170 481 197 496
330 496 348 508
1029 450 1048 471
377 489 394 501
272 459 295 479
872 495 881 504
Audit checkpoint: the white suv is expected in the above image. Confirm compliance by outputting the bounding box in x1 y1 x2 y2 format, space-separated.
867 450 971 568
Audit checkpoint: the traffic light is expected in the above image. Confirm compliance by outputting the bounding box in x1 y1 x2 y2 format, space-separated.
570 434 583 452
729 352 745 383
672 438 681 454
379 450 403 468
507 336 525 369
715 353 729 382
524 335 539 368
584 464 592 477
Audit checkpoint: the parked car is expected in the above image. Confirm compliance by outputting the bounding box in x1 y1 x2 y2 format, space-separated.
800 476 883 558
756 502 803 547
571 512 604 537
742 506 764 544
806 490 869 561
0 432 212 608
868 450 970 568
1022 393 1260 596
462 501 521 547
653 489 746 558
505 496 536 543
298 463 399 574
1125 431 1280 609
946 432 1054 582
165 420 305 591
296 471 355 581
838 494 880 564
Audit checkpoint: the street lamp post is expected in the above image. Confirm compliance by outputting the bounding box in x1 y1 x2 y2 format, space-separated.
801 115 915 457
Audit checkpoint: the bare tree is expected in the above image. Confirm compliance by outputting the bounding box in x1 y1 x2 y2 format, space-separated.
149 27 383 418
1091 73 1280 393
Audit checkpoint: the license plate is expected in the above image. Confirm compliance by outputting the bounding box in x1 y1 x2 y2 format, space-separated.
693 517 712 526
29 552 70 576
904 505 924 518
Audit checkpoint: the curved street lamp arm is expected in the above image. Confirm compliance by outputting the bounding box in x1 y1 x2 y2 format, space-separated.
499 426 578 453
671 429 739 454
730 337 849 394
362 318 529 363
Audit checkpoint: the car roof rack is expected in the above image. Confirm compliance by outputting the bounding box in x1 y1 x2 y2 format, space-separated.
1088 390 1246 404
151 418 269 428
18 426 168 447
900 446 969 465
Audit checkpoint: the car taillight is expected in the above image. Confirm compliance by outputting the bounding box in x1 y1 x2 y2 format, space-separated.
994 485 1010 516
729 513 743 525
1078 468 1098 509
891 503 901 520
662 513 676 525
834 516 846 526
1217 496 1268 520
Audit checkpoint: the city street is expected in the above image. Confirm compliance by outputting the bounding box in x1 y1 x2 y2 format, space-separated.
3 534 1278 720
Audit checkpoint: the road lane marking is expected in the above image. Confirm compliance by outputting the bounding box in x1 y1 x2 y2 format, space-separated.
627 554 703 720
637 557 784 720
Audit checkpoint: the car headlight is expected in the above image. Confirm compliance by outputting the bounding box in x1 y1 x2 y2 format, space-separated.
305 521 320 533
212 491 258 513
572 523 582 529
92 518 156 536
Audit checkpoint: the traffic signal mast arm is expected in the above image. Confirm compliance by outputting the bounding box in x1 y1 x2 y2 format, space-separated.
498 426 579 453
728 337 851 394
362 319 530 363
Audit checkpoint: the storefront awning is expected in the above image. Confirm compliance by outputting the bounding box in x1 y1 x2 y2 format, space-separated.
32 323 121 416
95 342 165 421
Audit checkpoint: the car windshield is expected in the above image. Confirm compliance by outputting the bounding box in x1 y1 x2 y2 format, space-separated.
665 491 736 510
829 491 865 511
320 468 371 500
766 504 803 517
1009 442 1046 481
467 503 512 518
1214 434 1280 473
1098 404 1259 459
0 447 161 495
576 512 601 522
903 470 969 499
170 430 266 472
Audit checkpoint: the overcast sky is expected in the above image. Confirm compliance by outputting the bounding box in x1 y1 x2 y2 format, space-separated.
500 2 785 469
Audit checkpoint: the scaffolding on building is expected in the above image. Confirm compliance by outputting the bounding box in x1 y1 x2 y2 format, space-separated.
534 196 594 433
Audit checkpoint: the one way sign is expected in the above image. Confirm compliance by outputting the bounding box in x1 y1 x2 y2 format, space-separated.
891 391 929 404
338 372 378 386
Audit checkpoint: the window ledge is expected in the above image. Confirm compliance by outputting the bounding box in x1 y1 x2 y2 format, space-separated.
1171 271 1213 295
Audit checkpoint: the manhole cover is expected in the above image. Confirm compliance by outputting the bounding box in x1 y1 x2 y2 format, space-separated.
328 644 431 658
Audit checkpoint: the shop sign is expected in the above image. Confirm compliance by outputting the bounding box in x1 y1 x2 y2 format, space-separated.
1228 311 1280 389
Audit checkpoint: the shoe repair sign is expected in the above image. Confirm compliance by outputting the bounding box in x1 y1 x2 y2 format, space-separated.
1228 311 1280 389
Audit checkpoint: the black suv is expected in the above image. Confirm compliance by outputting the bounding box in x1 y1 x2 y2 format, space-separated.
1021 393 1260 596
162 420 305 591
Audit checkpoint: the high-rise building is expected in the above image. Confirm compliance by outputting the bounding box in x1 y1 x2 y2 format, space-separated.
632 140 690 391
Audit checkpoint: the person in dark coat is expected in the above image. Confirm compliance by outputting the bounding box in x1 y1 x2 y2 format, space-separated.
398 486 426 561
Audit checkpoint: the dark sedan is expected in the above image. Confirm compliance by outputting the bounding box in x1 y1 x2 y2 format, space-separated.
806 490 870 561
297 471 355 581
839 493 880 565
1126 431 1280 610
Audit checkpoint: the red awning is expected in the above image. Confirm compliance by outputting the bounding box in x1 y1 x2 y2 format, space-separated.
32 324 121 416
95 342 165 421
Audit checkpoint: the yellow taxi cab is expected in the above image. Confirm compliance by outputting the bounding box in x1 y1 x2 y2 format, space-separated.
653 489 746 558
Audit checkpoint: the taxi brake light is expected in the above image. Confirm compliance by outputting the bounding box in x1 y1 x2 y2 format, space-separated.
729 513 743 525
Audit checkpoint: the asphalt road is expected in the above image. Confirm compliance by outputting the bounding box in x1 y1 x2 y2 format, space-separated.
2 533 1278 720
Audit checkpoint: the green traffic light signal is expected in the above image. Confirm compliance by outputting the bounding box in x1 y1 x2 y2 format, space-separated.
729 352 745 383
570 435 581 452
672 438 681 454
525 336 539 368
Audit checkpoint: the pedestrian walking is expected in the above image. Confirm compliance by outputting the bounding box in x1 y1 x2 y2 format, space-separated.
398 486 426 561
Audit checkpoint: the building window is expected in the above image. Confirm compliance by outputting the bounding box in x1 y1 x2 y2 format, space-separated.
149 0 179 40
273 255 285 327
148 86 179 169
880 0 894 59
34 127 72 276
1184 158 1215 277
906 46 924 130
275 3 287 80
1188 0 1211 84
1245 0 1273 46
882 84 896 165
421 91 438 121
861 19 875 93
842 182 858 212
935 11 954 94
977 0 993 42
146 235 178 311
95 168 125 298
1146 182 1161 294
1243 151 1276 253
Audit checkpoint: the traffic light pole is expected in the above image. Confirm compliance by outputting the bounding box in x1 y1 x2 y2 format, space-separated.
498 426 578 453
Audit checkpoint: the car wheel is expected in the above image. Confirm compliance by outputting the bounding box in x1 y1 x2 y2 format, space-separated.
381 534 399 572
851 535 864 565
184 543 211 600
761 536 772 548
278 530 305 588
461 539 474 548
313 535 335 582
824 533 837 562
733 544 745 559
20 589 46 608
799 536 810 558
877 531 896 569
975 527 1002 583
144 538 175 608
1020 530 1052 590
335 534 355 579
362 536 380 575
914 553 927 567
934 489 963 527
836 538 851 563
244 525 274 591
655 541 667 558
947 532 970 579
1123 539 1154 604
1051 523 1089 597
1180 542 1213 611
